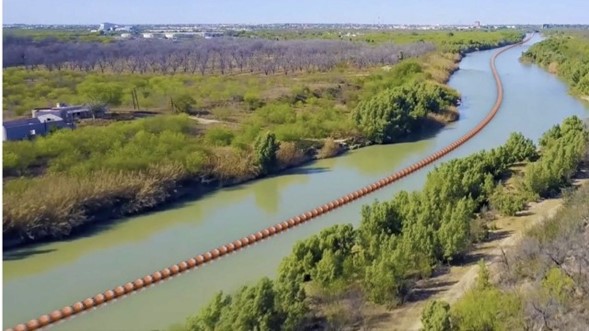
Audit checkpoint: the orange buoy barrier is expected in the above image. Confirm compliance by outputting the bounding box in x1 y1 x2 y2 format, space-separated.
25 320 38 331
93 293 105 305
49 310 62 322
61 306 73 318
7 34 533 331
37 315 50 327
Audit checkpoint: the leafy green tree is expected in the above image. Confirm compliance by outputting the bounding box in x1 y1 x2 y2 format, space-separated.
187 277 304 331
187 292 231 331
489 185 528 216
539 124 562 148
421 300 452 331
500 132 538 164
253 132 279 175
352 81 458 144
398 215 437 278
357 199 403 261
437 198 474 261
362 239 409 307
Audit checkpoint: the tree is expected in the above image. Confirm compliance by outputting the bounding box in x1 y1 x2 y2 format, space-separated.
253 132 279 175
357 200 403 261
362 241 409 307
489 185 528 216
437 198 474 261
173 94 196 114
500 132 538 164
421 300 452 331
77 81 123 106
187 292 231 331
187 278 304 331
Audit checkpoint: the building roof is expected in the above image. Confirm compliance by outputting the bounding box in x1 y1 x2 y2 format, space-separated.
3 118 42 129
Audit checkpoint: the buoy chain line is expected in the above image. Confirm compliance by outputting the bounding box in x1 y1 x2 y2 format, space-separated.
6 33 533 331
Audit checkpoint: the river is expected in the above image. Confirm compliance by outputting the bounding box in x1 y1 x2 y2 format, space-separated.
3 34 589 330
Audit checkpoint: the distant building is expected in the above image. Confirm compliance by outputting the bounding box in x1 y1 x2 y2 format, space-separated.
203 31 223 39
143 33 154 38
120 33 132 39
115 26 135 32
99 22 116 31
474 21 481 29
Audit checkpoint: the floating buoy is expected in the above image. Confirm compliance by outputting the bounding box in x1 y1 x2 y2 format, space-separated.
123 282 134 293
38 315 51 327
49 310 62 322
26 319 40 331
72 302 84 313
94 293 105 305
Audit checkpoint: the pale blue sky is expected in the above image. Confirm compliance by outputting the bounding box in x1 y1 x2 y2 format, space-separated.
3 0 589 25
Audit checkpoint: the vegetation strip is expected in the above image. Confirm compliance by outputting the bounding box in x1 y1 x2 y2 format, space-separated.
5 35 532 331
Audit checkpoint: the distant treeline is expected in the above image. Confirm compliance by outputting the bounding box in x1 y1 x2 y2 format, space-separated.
2 36 435 75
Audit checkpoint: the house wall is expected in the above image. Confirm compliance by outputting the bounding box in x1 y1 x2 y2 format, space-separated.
4 122 47 141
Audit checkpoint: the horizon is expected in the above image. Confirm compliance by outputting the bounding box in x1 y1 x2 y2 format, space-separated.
5 22 579 27
3 0 589 26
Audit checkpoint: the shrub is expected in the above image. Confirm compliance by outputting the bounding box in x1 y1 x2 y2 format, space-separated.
489 185 528 216
204 127 235 146
276 141 306 169
253 131 279 175
500 132 538 164
317 138 341 159
421 300 452 331
451 263 524 331
244 91 264 110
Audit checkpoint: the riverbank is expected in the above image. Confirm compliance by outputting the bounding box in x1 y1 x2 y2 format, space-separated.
3 51 466 249
521 31 589 99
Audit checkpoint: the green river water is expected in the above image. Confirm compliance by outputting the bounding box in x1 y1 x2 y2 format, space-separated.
3 35 589 330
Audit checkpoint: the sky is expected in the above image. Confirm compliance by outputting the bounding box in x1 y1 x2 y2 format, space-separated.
3 0 589 25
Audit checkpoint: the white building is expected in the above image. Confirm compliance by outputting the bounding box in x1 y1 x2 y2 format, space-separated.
99 23 115 31
142 33 154 39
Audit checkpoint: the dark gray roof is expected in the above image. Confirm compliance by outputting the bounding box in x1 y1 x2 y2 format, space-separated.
3 118 42 128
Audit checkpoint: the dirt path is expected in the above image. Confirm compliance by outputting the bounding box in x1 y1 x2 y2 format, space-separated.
363 177 588 331
189 116 222 125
